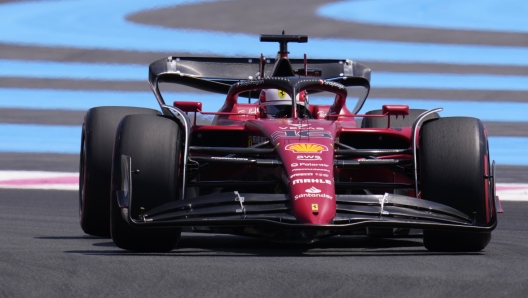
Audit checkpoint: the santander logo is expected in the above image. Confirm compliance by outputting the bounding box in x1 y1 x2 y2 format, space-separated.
305 186 321 194
293 186 333 200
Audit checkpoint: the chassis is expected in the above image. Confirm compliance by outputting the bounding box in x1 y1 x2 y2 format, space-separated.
79 34 499 252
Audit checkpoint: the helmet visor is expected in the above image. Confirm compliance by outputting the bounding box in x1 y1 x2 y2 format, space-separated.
265 105 291 118
264 105 312 118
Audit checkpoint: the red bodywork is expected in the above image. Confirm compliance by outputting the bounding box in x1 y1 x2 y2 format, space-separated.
177 97 414 225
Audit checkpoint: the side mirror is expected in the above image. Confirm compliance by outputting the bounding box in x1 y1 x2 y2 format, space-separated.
382 105 409 128
173 101 202 113
382 105 409 117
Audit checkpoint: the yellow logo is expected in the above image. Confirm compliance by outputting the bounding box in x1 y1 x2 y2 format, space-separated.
285 143 328 153
312 204 319 211
278 89 287 99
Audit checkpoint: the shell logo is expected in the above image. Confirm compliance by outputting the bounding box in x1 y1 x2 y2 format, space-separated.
285 143 328 153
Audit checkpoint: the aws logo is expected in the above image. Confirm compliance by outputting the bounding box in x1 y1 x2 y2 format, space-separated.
296 155 322 161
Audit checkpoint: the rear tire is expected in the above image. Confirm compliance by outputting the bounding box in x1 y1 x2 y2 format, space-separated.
420 117 493 252
79 107 159 237
110 114 182 252
361 109 439 128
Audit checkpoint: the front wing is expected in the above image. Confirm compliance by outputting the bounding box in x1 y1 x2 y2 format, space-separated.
116 155 497 234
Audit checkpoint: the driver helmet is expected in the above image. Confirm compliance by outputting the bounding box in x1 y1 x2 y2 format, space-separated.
258 89 310 118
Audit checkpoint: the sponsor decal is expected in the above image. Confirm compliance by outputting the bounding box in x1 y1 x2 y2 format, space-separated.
306 186 321 193
357 158 397 162
285 143 328 154
296 155 322 161
312 204 319 211
292 178 332 185
292 168 331 173
279 124 324 130
290 162 329 167
238 108 258 114
278 89 287 99
300 162 329 167
290 172 330 177
211 157 248 160
318 79 345 89
236 79 264 87
290 173 313 178
294 193 333 200
279 126 324 130
317 111 327 117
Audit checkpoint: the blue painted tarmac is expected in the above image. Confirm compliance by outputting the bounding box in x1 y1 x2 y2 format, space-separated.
2 1 528 65
318 0 528 33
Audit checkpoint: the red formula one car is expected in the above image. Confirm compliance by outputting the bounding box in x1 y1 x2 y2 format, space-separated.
79 34 499 252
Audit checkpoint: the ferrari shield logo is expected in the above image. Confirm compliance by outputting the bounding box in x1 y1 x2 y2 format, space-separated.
312 204 318 211
278 89 287 99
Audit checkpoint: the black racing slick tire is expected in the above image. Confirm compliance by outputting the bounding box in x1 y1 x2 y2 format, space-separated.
79 106 160 237
361 109 440 128
110 114 182 252
420 117 493 252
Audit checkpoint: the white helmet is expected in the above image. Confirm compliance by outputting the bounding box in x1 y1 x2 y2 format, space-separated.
258 89 310 118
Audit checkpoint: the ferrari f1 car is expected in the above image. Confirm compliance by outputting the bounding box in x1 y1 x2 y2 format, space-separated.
79 34 499 252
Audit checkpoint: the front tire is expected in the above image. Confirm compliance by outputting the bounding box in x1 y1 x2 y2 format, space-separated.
110 114 182 252
79 107 159 237
420 117 493 252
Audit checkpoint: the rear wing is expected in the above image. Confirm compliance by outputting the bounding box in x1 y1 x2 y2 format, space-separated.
148 57 371 113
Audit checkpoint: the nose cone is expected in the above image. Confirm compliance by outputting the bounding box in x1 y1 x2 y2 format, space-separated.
289 176 336 224
281 143 337 224
292 191 336 224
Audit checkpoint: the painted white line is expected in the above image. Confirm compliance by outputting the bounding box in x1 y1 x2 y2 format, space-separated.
496 183 528 201
0 171 527 201
0 171 78 191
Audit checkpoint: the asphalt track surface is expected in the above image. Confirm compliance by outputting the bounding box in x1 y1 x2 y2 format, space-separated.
1 0 528 297
1 188 527 297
